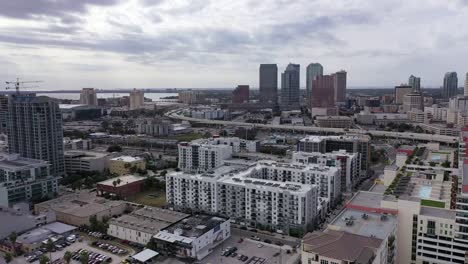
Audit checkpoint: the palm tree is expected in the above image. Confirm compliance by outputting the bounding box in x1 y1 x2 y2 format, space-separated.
39 255 49 264
80 251 89 264
9 232 17 256
63 251 72 264
46 238 54 260
3 253 12 263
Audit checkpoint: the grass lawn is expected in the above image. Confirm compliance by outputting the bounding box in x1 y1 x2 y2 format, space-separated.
421 199 445 208
128 190 166 207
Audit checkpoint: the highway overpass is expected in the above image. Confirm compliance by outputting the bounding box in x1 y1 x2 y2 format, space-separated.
165 110 459 144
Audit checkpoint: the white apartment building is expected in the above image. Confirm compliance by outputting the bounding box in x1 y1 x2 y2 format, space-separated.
424 105 448 121
63 138 92 151
201 137 259 153
292 150 359 192
167 162 321 232
0 153 59 206
177 138 237 172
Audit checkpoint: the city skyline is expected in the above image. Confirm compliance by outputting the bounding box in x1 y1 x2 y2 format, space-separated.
0 1 467 89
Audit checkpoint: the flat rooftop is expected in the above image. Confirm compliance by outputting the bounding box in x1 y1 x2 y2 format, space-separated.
159 214 227 239
328 209 397 240
109 156 143 162
420 206 456 220
303 230 382 262
35 191 126 218
110 207 188 234
0 153 48 170
347 191 384 209
64 151 109 159
98 175 145 187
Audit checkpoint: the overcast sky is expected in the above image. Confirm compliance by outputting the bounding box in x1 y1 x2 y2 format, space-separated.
0 0 467 90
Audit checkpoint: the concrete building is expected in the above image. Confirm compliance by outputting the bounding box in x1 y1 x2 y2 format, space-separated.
97 175 145 198
34 191 127 226
409 75 421 93
232 85 249 104
395 85 413 104
108 206 188 245
465 73 468 96
64 151 108 174
315 116 353 128
63 138 92 151
280 63 300 110
167 162 324 232
333 70 347 104
407 110 431 123
177 140 233 172
136 119 173 136
0 203 56 240
297 135 371 178
292 150 359 192
153 215 230 260
310 107 338 118
443 72 458 99
306 63 323 110
302 230 385 264
0 95 8 134
311 75 335 109
108 156 146 176
178 90 205 104
418 123 460 137
0 153 58 207
129 88 145 110
424 104 448 121
259 64 278 106
190 108 229 120
402 92 424 112
201 137 259 153
6 94 65 176
79 88 98 106
59 104 102 121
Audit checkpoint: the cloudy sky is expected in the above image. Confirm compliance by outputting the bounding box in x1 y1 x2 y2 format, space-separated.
0 0 467 90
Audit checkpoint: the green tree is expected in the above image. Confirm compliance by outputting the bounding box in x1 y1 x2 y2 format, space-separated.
3 253 12 263
9 232 17 256
46 238 54 260
64 251 72 264
107 145 122 152
80 251 89 264
40 255 49 264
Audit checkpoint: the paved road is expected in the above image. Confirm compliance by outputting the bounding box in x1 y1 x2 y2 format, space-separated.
231 227 301 247
165 110 458 144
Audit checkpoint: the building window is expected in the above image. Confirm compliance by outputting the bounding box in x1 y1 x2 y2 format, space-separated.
320 260 329 264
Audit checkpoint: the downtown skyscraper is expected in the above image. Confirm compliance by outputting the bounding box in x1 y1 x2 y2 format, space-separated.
464 73 468 96
280 63 300 110
333 70 347 104
409 75 421 92
442 72 458 99
259 64 278 106
6 94 65 176
306 63 323 110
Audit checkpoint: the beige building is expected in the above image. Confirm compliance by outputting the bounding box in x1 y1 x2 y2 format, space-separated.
395 85 413 104
108 156 146 175
79 88 98 106
129 88 144 110
315 115 353 128
34 191 127 226
178 90 205 104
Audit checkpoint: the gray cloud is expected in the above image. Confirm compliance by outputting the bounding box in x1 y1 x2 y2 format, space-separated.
0 0 121 22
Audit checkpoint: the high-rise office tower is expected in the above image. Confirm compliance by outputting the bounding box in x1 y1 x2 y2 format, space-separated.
0 95 8 134
409 75 421 92
79 88 98 105
232 85 249 104
333 70 347 104
129 88 144 110
280 63 300 110
259 64 278 105
464 73 468 96
6 94 65 176
306 63 323 109
442 72 458 99
311 75 335 108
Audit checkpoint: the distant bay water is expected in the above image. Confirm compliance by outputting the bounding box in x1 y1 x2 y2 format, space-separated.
37 92 178 101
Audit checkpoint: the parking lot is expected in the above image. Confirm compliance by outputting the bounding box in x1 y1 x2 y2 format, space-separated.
200 233 300 264
11 238 132 264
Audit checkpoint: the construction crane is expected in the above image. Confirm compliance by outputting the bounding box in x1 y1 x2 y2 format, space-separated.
5 78 42 94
